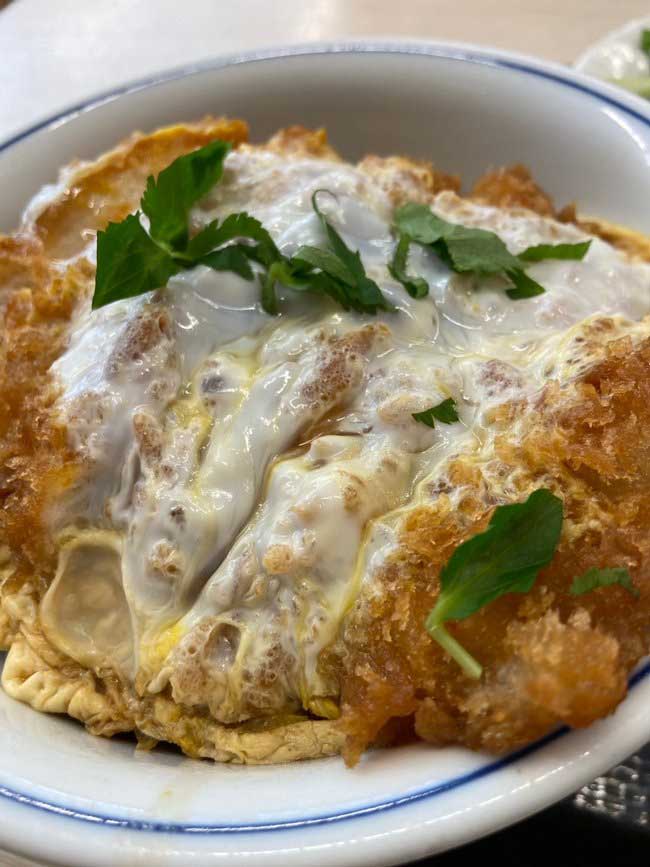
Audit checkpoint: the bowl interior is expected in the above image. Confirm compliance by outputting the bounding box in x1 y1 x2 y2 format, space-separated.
2 47 650 232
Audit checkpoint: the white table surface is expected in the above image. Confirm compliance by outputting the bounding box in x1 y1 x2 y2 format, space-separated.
0 0 649 143
0 1 648 865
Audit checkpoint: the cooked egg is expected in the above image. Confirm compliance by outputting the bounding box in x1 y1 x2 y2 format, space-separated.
37 144 650 726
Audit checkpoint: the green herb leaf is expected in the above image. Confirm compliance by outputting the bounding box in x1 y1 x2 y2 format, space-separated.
429 489 563 623
348 274 396 314
183 219 226 260
94 147 396 314
388 235 430 298
188 212 281 262
518 241 591 262
259 269 280 315
141 140 231 250
393 203 449 245
505 268 546 300
312 191 363 278
412 397 459 427
93 142 273 309
310 191 395 314
394 204 522 274
442 226 522 275
187 211 285 301
293 245 356 286
642 28 650 57
258 260 300 315
426 488 563 678
393 203 590 302
200 246 255 281
570 567 639 599
264 257 356 314
93 214 180 310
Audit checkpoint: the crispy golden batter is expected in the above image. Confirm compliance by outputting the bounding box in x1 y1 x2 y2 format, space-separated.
262 125 340 160
0 252 90 597
31 117 248 260
357 154 460 205
2 121 650 765
472 163 556 216
566 213 650 262
336 332 650 764
472 163 650 260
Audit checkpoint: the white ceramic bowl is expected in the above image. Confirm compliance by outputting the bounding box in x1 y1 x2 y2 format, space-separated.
2 42 650 867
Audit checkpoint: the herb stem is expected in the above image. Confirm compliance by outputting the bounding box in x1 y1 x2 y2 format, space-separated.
427 623 483 680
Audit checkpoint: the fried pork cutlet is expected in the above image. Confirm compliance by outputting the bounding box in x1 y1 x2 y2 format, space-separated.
1 120 650 765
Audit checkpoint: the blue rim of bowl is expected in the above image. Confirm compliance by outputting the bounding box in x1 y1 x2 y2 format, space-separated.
0 41 649 836
2 662 648 835
2 40 650 157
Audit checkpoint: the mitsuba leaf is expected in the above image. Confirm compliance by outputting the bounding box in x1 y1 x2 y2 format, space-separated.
188 212 281 262
570 567 639 599
309 190 395 314
200 246 255 281
93 214 180 309
442 225 522 275
518 240 591 262
425 489 563 678
505 268 546 299
393 203 590 302
412 398 459 427
141 139 231 250
293 245 355 286
393 203 449 245
389 235 430 298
